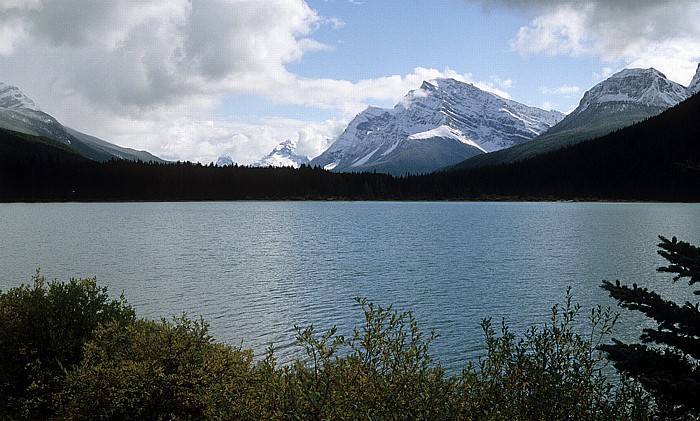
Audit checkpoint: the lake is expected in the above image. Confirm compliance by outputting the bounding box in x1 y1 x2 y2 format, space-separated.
1 201 698 372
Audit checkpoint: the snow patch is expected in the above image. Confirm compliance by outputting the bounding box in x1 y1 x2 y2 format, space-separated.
407 125 487 152
351 147 380 167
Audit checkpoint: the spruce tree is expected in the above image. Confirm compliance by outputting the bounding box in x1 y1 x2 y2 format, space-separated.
600 235 700 418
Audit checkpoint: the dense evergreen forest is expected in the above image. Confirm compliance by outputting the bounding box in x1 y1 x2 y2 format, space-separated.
2 92 699 202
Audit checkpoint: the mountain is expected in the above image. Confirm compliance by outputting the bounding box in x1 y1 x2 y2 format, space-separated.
0 81 164 163
216 156 235 167
310 78 564 175
688 63 700 97
253 139 310 168
436 87 700 201
455 67 691 169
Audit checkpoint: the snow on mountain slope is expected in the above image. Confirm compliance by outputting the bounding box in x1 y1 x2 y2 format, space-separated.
0 82 40 111
216 156 235 167
0 80 163 162
253 139 310 168
310 78 563 175
407 125 486 152
574 68 687 116
688 64 700 97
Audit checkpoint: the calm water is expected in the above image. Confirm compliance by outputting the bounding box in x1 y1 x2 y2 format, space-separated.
1 202 699 371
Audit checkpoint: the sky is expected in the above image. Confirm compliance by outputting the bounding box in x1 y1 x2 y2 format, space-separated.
0 0 699 164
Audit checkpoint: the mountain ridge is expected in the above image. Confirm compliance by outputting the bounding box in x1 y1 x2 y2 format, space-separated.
0 81 164 163
453 66 696 170
310 78 563 175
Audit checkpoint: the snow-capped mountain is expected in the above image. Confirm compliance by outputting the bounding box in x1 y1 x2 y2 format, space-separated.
456 67 693 169
253 139 310 168
569 68 686 118
688 64 700 97
0 82 41 111
216 156 235 167
0 81 163 162
310 78 564 175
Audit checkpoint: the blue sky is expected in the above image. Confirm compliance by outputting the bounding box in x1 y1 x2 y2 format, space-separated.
0 0 698 164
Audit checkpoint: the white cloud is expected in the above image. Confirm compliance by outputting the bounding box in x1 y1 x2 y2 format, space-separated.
541 85 580 95
511 4 593 57
0 0 326 112
0 17 25 55
501 1 700 85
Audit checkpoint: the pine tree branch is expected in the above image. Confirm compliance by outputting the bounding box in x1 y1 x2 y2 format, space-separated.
657 236 700 295
599 341 700 413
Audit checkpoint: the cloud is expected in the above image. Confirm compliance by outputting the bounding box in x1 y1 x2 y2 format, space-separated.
0 0 326 112
0 1 518 165
478 0 700 85
541 85 580 95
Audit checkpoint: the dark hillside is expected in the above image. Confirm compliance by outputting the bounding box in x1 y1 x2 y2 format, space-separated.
415 92 700 201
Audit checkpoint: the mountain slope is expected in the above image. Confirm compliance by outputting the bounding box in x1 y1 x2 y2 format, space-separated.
0 81 163 163
310 78 563 175
0 127 88 163
434 91 700 201
253 139 310 168
688 64 700 97
455 67 690 170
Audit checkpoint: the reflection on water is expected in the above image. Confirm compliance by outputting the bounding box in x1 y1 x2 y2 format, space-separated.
1 201 699 372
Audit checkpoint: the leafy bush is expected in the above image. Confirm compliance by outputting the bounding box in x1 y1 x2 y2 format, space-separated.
61 316 255 420
457 288 652 420
0 272 134 419
1 276 655 419
272 297 452 419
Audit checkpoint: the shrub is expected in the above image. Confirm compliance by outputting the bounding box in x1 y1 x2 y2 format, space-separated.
457 288 653 420
0 272 134 419
0 275 656 419
277 297 452 419
61 315 255 420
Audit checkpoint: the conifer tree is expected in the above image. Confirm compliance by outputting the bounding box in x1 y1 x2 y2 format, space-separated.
600 235 700 418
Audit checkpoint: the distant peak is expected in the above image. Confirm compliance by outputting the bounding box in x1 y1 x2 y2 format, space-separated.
216 156 235 167
688 63 700 96
253 139 309 169
274 138 297 151
610 67 666 79
574 66 688 114
0 81 41 111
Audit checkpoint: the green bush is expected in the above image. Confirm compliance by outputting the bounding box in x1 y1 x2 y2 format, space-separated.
0 272 134 419
274 297 453 419
61 316 255 420
1 276 655 420
457 288 652 420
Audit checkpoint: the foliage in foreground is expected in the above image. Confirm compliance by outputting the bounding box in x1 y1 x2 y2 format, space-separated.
0 273 135 419
601 235 700 419
1 276 655 420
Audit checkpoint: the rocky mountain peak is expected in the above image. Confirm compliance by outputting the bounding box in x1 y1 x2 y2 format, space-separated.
310 78 563 175
575 67 688 115
253 139 310 168
688 63 700 97
0 82 40 111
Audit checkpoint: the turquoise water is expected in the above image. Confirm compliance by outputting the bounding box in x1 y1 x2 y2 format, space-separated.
1 202 698 371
